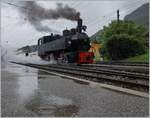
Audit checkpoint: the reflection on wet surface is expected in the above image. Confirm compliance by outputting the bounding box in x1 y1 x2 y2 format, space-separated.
1 63 149 117
17 76 38 102
54 105 79 117
2 63 79 117
26 95 79 117
25 69 80 117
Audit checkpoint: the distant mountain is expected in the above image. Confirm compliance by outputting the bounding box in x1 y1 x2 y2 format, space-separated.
90 30 103 43
124 3 149 28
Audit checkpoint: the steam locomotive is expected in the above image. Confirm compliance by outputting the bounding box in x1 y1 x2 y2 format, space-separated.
37 19 94 64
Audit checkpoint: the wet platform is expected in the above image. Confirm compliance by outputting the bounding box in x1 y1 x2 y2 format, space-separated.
1 63 149 117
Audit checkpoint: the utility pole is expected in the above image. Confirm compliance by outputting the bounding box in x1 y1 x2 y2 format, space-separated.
117 9 120 23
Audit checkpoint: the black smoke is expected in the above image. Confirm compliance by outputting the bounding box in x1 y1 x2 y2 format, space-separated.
19 1 80 33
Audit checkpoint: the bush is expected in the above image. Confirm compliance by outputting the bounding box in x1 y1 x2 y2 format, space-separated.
105 34 146 60
100 20 147 60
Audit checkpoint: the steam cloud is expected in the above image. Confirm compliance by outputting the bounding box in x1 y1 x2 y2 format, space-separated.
19 1 80 33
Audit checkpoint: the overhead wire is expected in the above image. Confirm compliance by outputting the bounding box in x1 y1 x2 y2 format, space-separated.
91 0 144 24
87 0 143 27
87 0 146 33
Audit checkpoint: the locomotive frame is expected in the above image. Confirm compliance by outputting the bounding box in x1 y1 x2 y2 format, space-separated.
37 19 94 64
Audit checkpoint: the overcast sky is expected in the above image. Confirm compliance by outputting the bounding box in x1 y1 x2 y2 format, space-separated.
1 0 148 48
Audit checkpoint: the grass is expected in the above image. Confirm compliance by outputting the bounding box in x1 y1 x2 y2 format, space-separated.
101 52 149 63
126 52 149 63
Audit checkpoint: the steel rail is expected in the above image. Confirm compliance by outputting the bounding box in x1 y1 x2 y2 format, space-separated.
11 62 149 92
82 64 149 74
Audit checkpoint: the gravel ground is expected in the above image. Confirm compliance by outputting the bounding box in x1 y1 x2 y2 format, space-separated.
1 63 149 117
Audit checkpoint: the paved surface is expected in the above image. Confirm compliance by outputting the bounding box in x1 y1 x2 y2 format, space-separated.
1 63 149 117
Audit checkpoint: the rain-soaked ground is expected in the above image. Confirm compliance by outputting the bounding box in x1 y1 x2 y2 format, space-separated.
1 62 149 117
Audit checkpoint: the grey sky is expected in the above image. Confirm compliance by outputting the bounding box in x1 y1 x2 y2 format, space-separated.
1 0 148 48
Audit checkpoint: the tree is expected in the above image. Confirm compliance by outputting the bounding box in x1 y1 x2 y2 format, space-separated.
100 20 147 60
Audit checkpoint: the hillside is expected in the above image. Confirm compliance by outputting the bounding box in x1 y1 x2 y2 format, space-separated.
90 30 102 43
124 3 149 28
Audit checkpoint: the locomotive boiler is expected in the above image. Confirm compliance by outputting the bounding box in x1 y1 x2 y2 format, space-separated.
37 19 94 64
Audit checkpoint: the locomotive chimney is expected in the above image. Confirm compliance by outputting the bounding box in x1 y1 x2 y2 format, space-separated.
77 18 82 33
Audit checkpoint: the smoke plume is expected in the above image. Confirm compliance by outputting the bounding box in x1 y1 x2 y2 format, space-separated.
19 1 80 32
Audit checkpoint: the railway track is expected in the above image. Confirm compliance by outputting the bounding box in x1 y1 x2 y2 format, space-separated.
12 62 149 92
66 65 148 80
96 61 149 67
82 64 149 74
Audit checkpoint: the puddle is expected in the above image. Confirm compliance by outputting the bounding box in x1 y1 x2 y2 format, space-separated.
54 105 79 117
26 95 79 117
4 64 37 77
5 63 80 116
17 76 38 102
41 96 73 106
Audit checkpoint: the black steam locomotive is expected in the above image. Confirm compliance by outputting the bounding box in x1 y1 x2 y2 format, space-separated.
37 19 94 64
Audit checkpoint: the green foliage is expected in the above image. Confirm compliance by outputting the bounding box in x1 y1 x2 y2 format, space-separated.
126 52 149 63
100 20 147 60
105 34 146 60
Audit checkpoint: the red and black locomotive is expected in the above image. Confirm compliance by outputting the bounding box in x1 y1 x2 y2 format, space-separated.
37 19 94 64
